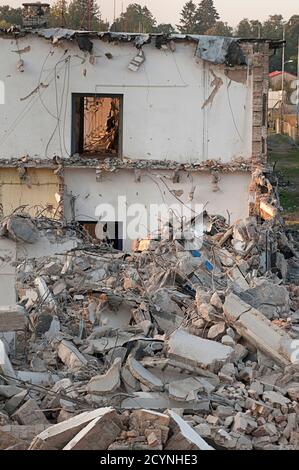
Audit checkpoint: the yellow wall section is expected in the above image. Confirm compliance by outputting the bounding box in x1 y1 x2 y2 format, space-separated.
0 168 60 218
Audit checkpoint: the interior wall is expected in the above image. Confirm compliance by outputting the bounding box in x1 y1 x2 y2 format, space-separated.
64 168 251 251
0 168 60 217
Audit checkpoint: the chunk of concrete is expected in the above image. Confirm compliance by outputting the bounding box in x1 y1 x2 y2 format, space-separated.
12 398 49 425
4 390 27 415
224 293 296 366
165 410 214 450
0 429 28 450
6 215 39 244
17 371 59 385
0 305 26 332
57 340 88 369
0 385 22 398
207 322 226 340
127 356 164 391
167 329 233 372
29 408 116 450
0 339 17 384
87 358 121 394
119 392 210 411
239 281 290 319
263 391 291 407
168 377 212 402
1 424 49 443
34 276 56 311
63 408 122 450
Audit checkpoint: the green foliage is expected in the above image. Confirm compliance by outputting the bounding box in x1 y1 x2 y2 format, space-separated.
205 21 233 37
47 0 109 31
177 0 219 34
111 3 156 33
0 5 22 27
153 23 176 34
177 1 198 33
196 0 219 34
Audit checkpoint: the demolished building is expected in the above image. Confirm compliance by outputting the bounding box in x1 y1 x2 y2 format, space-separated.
0 27 299 452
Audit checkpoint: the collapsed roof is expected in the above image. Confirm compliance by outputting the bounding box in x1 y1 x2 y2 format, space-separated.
0 28 284 66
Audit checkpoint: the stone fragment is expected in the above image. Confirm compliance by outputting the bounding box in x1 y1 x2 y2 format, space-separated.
63 408 122 450
165 410 214 450
57 340 88 369
12 399 49 425
29 408 116 450
87 358 121 394
167 329 233 372
127 356 163 391
207 322 226 340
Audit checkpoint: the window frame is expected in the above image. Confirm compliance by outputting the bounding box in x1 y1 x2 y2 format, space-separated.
71 93 124 159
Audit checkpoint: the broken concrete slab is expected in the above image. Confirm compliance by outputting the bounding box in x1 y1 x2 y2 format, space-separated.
0 385 22 398
127 356 164 392
224 293 296 367
17 371 59 385
87 358 121 395
1 424 49 443
12 398 49 425
263 391 291 407
168 377 211 401
239 281 290 319
118 392 210 411
0 429 28 450
63 408 122 450
57 340 88 369
4 390 28 415
0 339 17 384
29 408 116 450
165 410 214 450
5 215 39 244
167 329 233 372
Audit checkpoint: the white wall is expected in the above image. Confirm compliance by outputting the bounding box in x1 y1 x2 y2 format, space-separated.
0 35 252 163
64 168 250 251
0 238 17 305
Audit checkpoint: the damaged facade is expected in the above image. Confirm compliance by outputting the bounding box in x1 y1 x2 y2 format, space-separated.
1 28 299 452
0 29 281 244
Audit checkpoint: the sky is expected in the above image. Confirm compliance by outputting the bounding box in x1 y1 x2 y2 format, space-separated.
1 0 298 27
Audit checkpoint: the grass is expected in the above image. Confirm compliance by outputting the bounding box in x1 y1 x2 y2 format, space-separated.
269 146 299 223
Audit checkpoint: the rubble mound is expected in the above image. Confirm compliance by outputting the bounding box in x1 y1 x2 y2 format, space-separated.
0 213 299 450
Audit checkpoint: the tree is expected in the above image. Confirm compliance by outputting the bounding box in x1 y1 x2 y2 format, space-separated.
235 18 262 38
177 1 197 33
285 15 299 75
67 0 108 31
205 21 233 37
262 14 283 39
196 0 219 34
111 3 156 33
49 0 68 27
153 23 176 34
0 5 22 27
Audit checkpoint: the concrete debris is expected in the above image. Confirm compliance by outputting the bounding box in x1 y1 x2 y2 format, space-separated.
0 213 298 450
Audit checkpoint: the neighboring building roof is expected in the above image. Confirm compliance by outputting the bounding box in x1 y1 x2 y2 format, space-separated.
0 28 284 67
269 71 297 79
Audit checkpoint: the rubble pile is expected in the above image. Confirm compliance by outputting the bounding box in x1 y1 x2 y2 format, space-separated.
0 213 299 450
